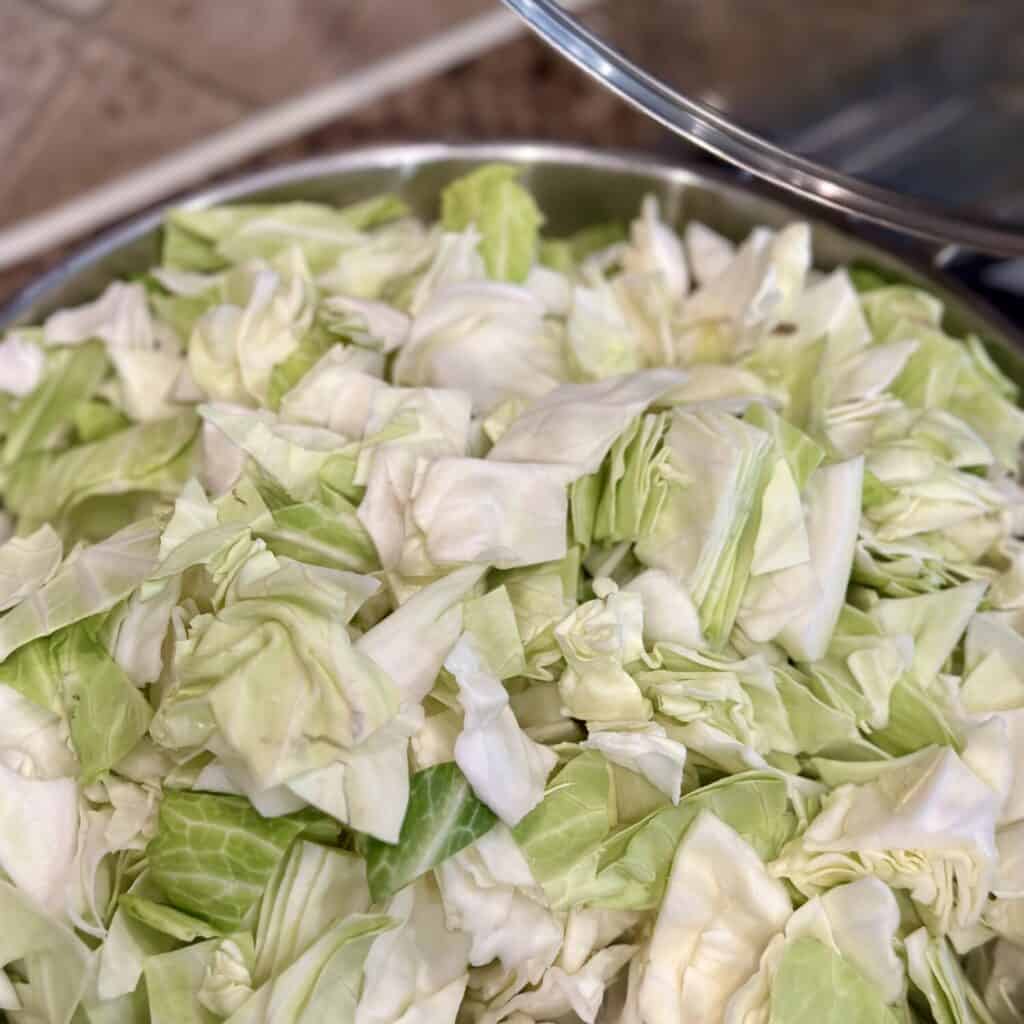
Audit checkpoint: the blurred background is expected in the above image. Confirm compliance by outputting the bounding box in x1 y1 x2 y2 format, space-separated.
0 0 660 297
5 0 1024 314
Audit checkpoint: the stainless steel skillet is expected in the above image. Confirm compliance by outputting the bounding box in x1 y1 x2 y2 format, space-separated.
2 142 1022 384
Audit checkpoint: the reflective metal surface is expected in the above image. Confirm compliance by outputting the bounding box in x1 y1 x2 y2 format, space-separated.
2 142 1022 381
504 0 1024 257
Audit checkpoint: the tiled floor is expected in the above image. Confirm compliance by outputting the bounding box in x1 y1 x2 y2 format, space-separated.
4 30 244 223
0 27 666 303
99 0 496 104
2 0 972 237
0 0 496 226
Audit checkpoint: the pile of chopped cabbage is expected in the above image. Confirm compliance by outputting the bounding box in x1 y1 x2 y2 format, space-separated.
0 162 1023 1023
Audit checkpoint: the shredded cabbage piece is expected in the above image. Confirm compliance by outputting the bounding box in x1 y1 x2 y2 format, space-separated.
0 165 1020 1024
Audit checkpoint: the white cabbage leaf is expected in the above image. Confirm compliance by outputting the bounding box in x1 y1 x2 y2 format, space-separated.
188 248 315 406
488 370 686 478
44 280 186 421
0 519 159 662
436 825 564 990
636 811 792 1024
0 762 78 914
253 840 370 986
0 524 63 613
0 331 44 397
556 578 649 723
198 402 348 501
724 877 905 1023
583 724 688 804
411 458 573 570
0 879 92 1024
151 555 397 792
636 409 774 647
447 633 557 825
395 282 564 414
773 746 1001 932
278 345 387 435
356 877 470 1024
